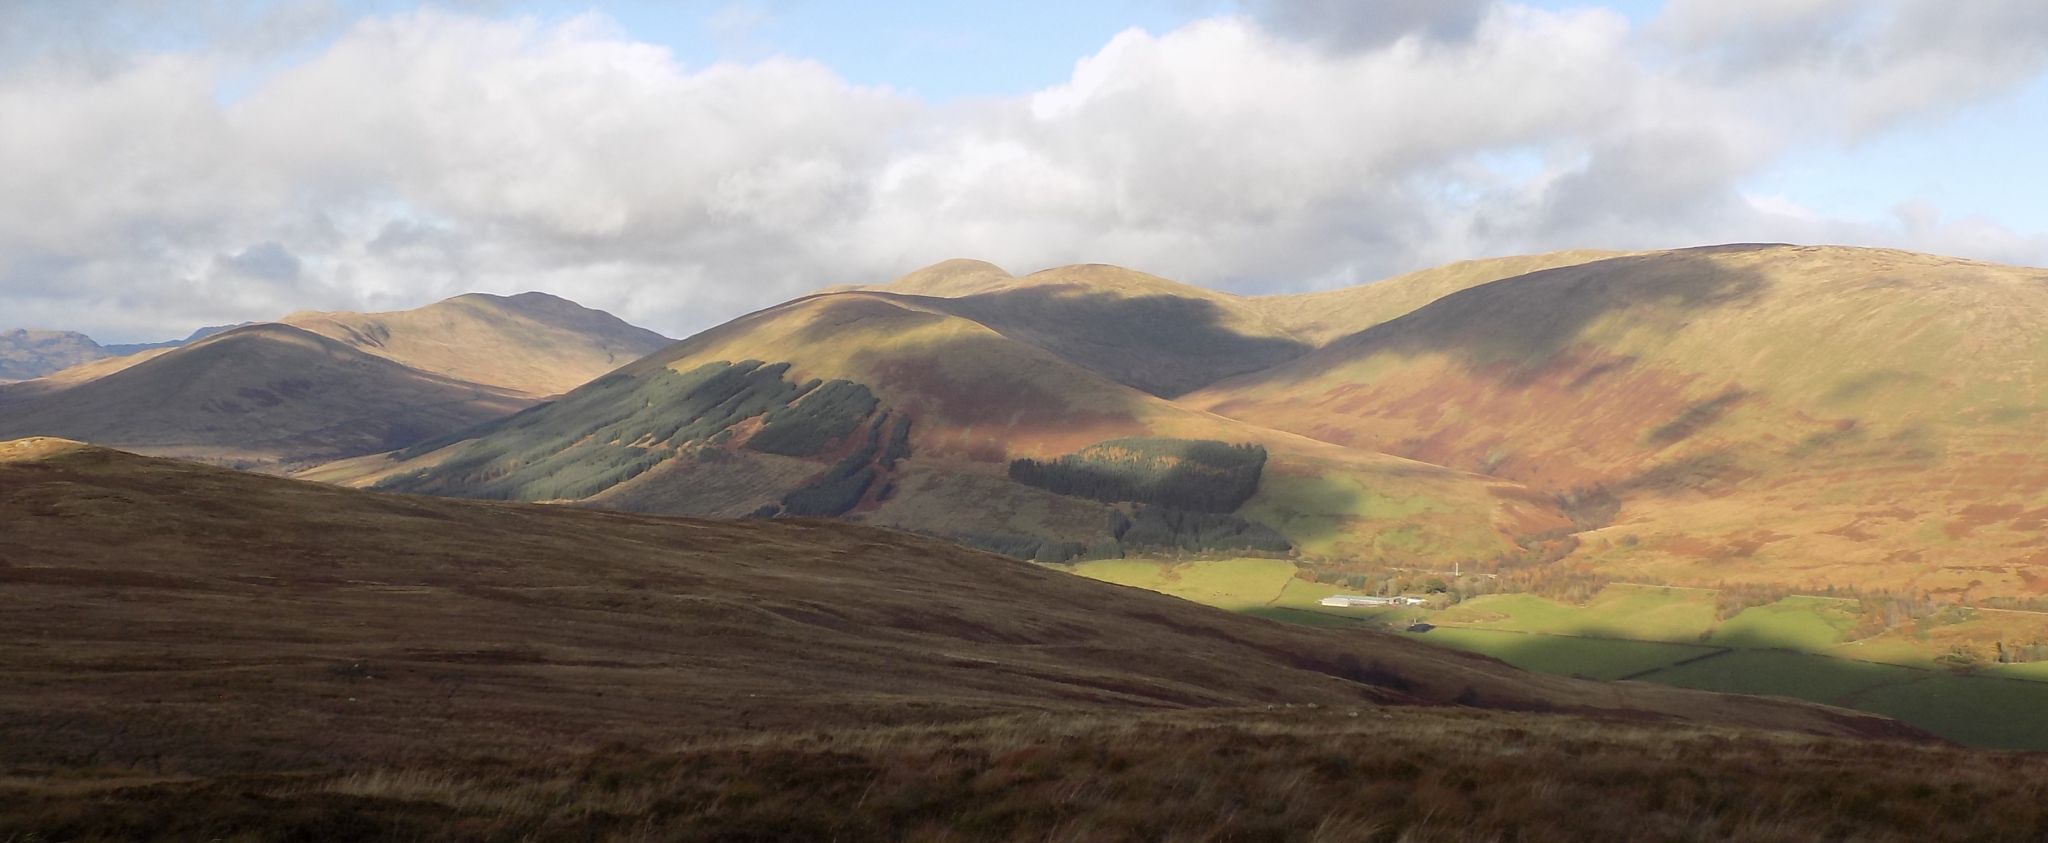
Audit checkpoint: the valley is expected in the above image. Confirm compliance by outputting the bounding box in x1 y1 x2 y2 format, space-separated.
1067 556 2048 749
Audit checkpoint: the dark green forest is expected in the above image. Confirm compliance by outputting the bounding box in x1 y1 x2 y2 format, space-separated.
1007 438 1267 513
379 360 884 502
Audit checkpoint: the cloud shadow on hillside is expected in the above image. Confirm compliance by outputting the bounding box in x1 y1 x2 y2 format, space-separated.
934 286 1314 397
1329 247 1777 385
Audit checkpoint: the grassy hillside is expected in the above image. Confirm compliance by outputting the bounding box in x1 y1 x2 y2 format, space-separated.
1190 245 2048 596
281 291 672 396
0 326 530 471
340 290 1561 565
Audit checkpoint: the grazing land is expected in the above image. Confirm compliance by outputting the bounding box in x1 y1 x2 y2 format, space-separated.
1070 558 2048 748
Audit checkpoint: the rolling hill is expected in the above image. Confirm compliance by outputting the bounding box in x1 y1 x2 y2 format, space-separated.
0 325 530 470
278 291 672 397
13 438 2039 842
873 260 1312 397
1188 244 2048 596
0 292 670 471
859 252 1623 398
342 289 1563 565
27 292 671 399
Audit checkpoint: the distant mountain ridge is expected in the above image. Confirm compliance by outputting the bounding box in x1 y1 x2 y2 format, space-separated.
344 244 2048 603
0 324 248 382
0 292 670 470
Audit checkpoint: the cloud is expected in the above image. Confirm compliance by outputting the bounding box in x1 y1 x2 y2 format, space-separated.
216 241 303 282
0 3 2043 342
1249 0 1498 49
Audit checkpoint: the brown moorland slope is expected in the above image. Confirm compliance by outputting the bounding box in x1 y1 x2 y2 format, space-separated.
12 439 2047 843
0 326 529 471
1188 244 2048 595
0 440 1912 755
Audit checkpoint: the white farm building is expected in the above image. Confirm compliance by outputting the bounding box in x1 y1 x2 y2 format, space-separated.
1319 594 1427 608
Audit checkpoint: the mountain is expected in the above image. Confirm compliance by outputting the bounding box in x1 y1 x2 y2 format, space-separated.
278 292 672 397
1187 244 2048 597
40 292 671 399
0 324 256 383
0 292 671 470
0 329 110 382
101 322 253 356
0 325 529 470
343 288 1563 565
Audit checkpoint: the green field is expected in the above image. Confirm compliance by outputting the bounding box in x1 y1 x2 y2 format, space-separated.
1855 674 2048 749
1710 596 1859 650
1984 661 2048 681
1633 650 1924 706
1061 558 2048 749
1069 557 1299 611
1431 585 1716 642
1403 627 1717 680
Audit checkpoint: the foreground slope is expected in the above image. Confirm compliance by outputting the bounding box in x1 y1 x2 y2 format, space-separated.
1190 245 2048 594
350 290 1562 563
16 440 2046 843
0 326 528 470
0 439 1915 762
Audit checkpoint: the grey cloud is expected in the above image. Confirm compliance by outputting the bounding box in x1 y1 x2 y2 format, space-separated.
1249 0 1496 50
216 241 302 282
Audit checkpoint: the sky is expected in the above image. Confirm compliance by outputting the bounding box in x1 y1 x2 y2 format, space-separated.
2 0 2046 341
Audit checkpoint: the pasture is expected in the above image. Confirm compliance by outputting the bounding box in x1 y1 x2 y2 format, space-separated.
1063 558 2048 749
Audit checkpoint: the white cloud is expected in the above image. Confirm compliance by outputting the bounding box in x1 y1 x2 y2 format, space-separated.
0 2 2044 342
